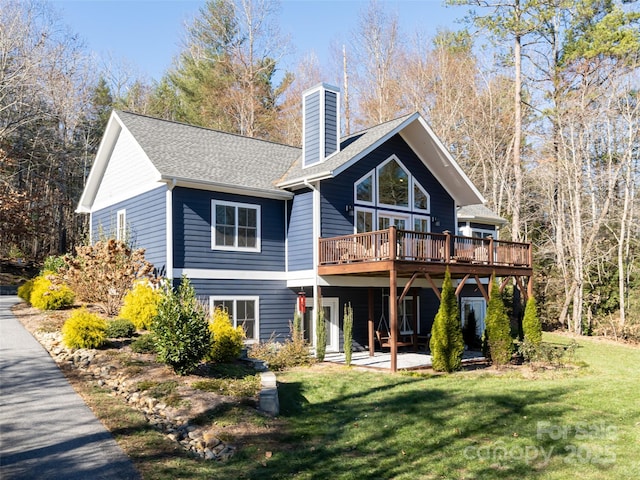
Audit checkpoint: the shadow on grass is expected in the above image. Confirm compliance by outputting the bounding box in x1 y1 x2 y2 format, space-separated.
217 370 582 480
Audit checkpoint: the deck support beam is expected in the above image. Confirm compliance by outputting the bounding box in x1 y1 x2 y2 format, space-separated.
455 274 471 297
474 275 489 302
390 265 398 373
424 273 441 300
368 287 375 357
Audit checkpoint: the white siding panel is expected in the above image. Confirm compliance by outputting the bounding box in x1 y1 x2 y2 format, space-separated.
93 128 161 210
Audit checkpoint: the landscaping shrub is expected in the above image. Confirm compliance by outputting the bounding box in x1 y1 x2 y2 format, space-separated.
42 255 66 274
249 325 314 371
316 308 327 362
62 308 108 349
523 296 542 346
484 283 513 366
130 333 157 354
208 306 244 363
106 318 136 338
292 311 302 341
64 239 156 316
343 302 353 366
118 280 162 330
17 279 34 303
518 339 578 367
152 277 211 375
30 272 75 311
429 269 464 372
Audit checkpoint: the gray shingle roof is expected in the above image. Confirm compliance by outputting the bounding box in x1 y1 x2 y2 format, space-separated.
277 113 416 186
457 204 506 224
116 111 301 194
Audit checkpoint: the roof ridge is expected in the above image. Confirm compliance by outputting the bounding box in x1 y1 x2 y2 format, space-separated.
116 110 301 151
340 111 416 141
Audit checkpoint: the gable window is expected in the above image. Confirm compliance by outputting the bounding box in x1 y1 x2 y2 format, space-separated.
116 209 126 242
413 181 430 212
355 172 374 204
377 157 409 208
210 297 259 342
212 200 260 251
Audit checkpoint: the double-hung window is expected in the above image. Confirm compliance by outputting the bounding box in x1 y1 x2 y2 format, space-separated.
211 200 260 251
210 297 259 342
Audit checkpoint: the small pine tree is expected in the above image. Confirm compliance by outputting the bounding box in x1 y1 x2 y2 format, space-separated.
522 296 542 346
343 302 353 366
429 269 464 372
484 282 513 366
292 310 303 342
316 308 327 362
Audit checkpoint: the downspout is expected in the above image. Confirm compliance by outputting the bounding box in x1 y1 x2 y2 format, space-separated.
166 178 177 280
304 179 321 346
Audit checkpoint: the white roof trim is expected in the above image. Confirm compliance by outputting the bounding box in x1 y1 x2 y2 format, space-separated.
164 177 294 200
76 111 162 213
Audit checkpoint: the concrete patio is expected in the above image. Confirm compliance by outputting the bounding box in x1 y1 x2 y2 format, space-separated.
324 350 486 371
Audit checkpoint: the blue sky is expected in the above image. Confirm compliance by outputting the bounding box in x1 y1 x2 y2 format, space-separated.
50 0 469 82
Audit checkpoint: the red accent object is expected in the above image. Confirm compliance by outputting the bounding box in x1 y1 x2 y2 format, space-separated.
297 291 306 314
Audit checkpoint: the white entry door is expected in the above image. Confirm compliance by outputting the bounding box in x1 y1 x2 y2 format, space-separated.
303 297 340 353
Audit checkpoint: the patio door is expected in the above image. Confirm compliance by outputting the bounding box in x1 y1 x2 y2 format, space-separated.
303 297 340 353
378 212 409 230
461 297 486 338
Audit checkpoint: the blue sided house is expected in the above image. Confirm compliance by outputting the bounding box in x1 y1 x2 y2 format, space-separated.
77 83 533 371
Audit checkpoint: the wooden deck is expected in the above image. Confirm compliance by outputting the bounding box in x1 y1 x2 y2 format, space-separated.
317 227 533 372
318 227 532 278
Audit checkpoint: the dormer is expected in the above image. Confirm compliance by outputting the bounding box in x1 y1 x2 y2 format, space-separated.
302 83 340 168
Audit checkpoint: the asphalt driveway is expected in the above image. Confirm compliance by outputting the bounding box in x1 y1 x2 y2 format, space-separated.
0 296 140 479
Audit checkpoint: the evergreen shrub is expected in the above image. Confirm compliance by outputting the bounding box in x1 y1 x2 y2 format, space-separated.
484 283 513 366
522 297 542 346
131 333 157 354
30 272 75 311
106 318 136 338
152 277 211 375
118 280 162 330
429 269 464 372
17 279 34 303
343 302 353 366
316 308 327 362
208 306 245 363
62 308 108 349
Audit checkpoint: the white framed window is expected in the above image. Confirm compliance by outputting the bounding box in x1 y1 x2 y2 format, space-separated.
355 207 375 233
211 200 261 252
413 215 431 233
376 155 410 210
116 209 126 242
354 172 375 206
412 179 430 213
210 296 259 342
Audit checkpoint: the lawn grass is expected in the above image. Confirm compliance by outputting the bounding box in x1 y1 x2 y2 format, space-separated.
72 332 640 479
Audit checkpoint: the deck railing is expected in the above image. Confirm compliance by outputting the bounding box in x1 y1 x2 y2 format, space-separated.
319 227 532 268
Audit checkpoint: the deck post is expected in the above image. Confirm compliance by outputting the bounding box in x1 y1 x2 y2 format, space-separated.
389 226 397 261
443 230 451 261
390 265 398 372
412 288 418 350
488 236 494 265
368 287 375 357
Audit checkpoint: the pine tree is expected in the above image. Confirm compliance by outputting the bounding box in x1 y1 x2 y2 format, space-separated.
343 302 353 366
429 269 464 372
522 296 542 346
316 308 326 362
484 282 513 367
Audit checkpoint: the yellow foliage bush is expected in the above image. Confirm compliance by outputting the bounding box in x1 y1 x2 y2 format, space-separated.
208 307 245 363
62 308 108 349
30 272 75 311
118 280 162 330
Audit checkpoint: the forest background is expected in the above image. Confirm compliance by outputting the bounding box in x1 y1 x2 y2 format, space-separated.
1 0 638 337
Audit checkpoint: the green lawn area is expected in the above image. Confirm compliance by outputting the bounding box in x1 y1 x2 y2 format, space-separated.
257 333 639 479
100 332 639 479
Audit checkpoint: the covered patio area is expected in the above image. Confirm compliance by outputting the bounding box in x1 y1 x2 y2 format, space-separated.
324 350 486 371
